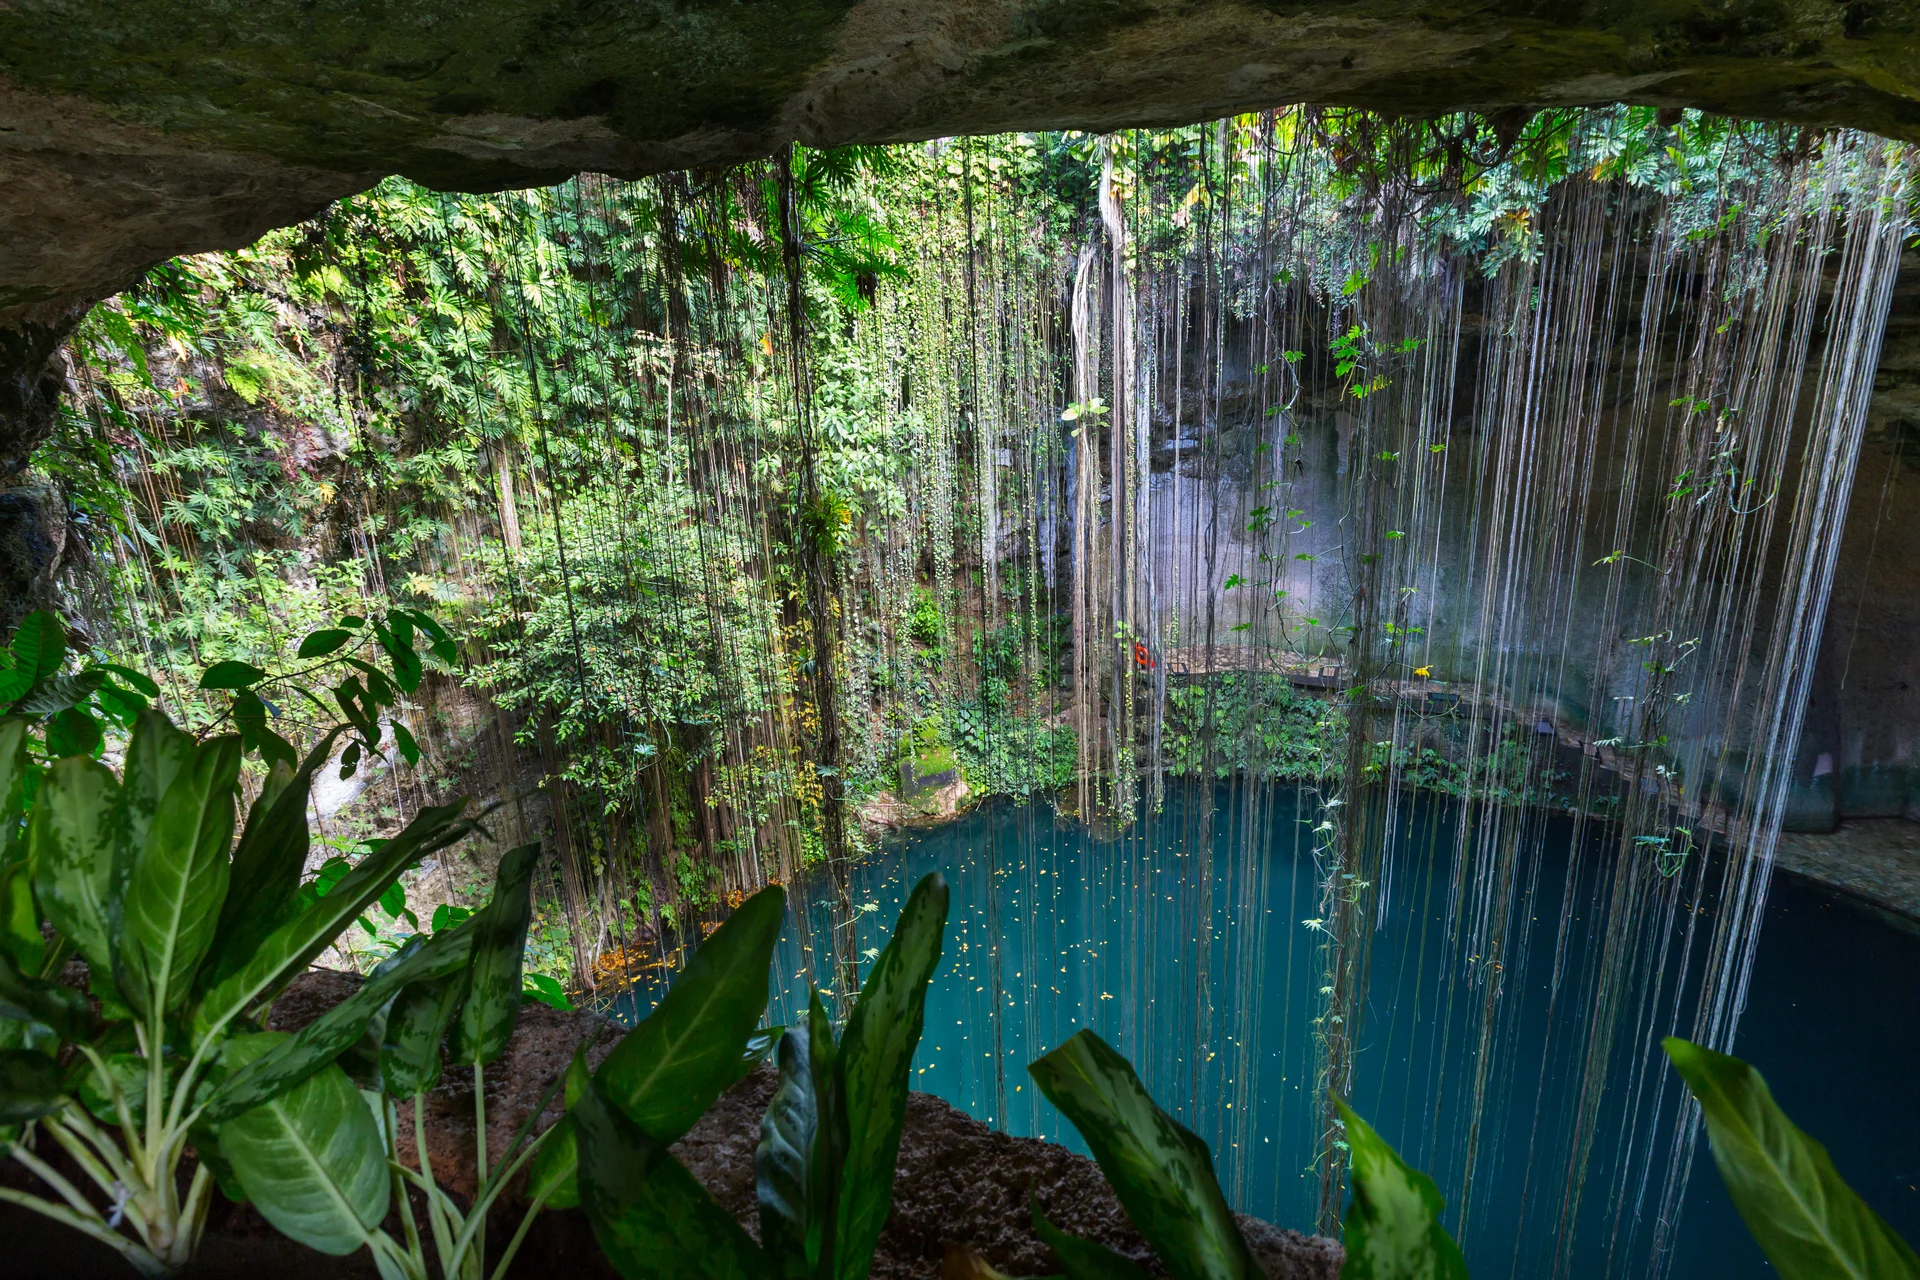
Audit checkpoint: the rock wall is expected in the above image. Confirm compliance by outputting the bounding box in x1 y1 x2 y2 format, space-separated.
1792 250 1920 829
0 299 85 632
7 0 1920 323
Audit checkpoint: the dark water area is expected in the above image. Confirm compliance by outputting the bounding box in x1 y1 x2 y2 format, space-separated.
615 785 1920 1278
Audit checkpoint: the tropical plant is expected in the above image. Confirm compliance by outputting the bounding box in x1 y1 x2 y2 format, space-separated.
1006 1029 1916 1280
565 871 949 1280
0 708 484 1276
1024 1028 1263 1280
994 1029 1469 1279
227 839 557 1280
524 879 790 1214
1328 1099 1469 1280
1664 1037 1920 1280
0 610 163 758
0 603 456 778
193 603 459 775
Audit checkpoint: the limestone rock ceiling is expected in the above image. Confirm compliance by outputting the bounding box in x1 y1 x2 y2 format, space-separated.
4 0 1920 321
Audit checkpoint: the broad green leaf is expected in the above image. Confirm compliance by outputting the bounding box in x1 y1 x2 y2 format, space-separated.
256 726 298 772
15 671 103 718
203 925 472 1124
95 682 149 727
189 1120 249 1204
452 841 541 1066
534 883 785 1208
380 975 464 1098
120 710 196 868
575 1074 770 1280
527 1043 593 1207
9 611 65 683
231 689 267 747
389 645 423 695
0 718 30 860
1032 1196 1153 1280
199 660 267 690
401 612 457 665
0 719 40 970
73 1051 149 1128
1028 1029 1258 1280
0 948 95 1041
121 735 240 1018
523 972 572 1011
192 797 474 1046
375 616 423 694
343 659 396 708
332 679 380 746
14 671 103 721
1664 1037 1920 1280
218 1034 388 1256
598 882 784 1136
740 1025 782 1078
45 707 102 757
27 756 124 974
836 871 948 1280
757 1010 842 1279
204 727 347 991
296 629 352 659
1333 1097 1469 1280
0 864 40 972
0 1047 64 1122
385 611 415 651
392 721 421 767
94 663 160 697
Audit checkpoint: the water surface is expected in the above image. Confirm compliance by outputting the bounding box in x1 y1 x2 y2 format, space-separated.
618 785 1920 1277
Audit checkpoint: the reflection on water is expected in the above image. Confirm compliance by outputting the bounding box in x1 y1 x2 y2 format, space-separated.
614 784 1920 1278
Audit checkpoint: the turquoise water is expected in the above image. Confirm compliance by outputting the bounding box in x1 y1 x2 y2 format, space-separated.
617 786 1920 1277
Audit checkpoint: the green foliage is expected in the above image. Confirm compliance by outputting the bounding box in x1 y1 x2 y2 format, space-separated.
450 842 541 1066
577 1076 771 1280
1332 1098 1470 1280
1028 1029 1258 1280
758 1006 839 1276
573 873 947 1280
323 843 562 1280
1664 1038 1920 1280
534 882 788 1210
0 610 158 760
1163 677 1547 808
0 705 482 1275
217 1033 390 1257
1030 1198 1154 1279
1164 677 1341 784
1017 1028 1911 1280
832 873 950 1279
905 589 943 647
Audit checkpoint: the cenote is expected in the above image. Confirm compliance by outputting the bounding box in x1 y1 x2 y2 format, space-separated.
615 786 1920 1277
8 90 1920 1280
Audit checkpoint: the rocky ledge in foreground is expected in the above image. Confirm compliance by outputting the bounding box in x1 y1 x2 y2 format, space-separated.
6 969 1342 1278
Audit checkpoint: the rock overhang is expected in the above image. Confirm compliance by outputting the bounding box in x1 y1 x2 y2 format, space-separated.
4 0 1920 322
